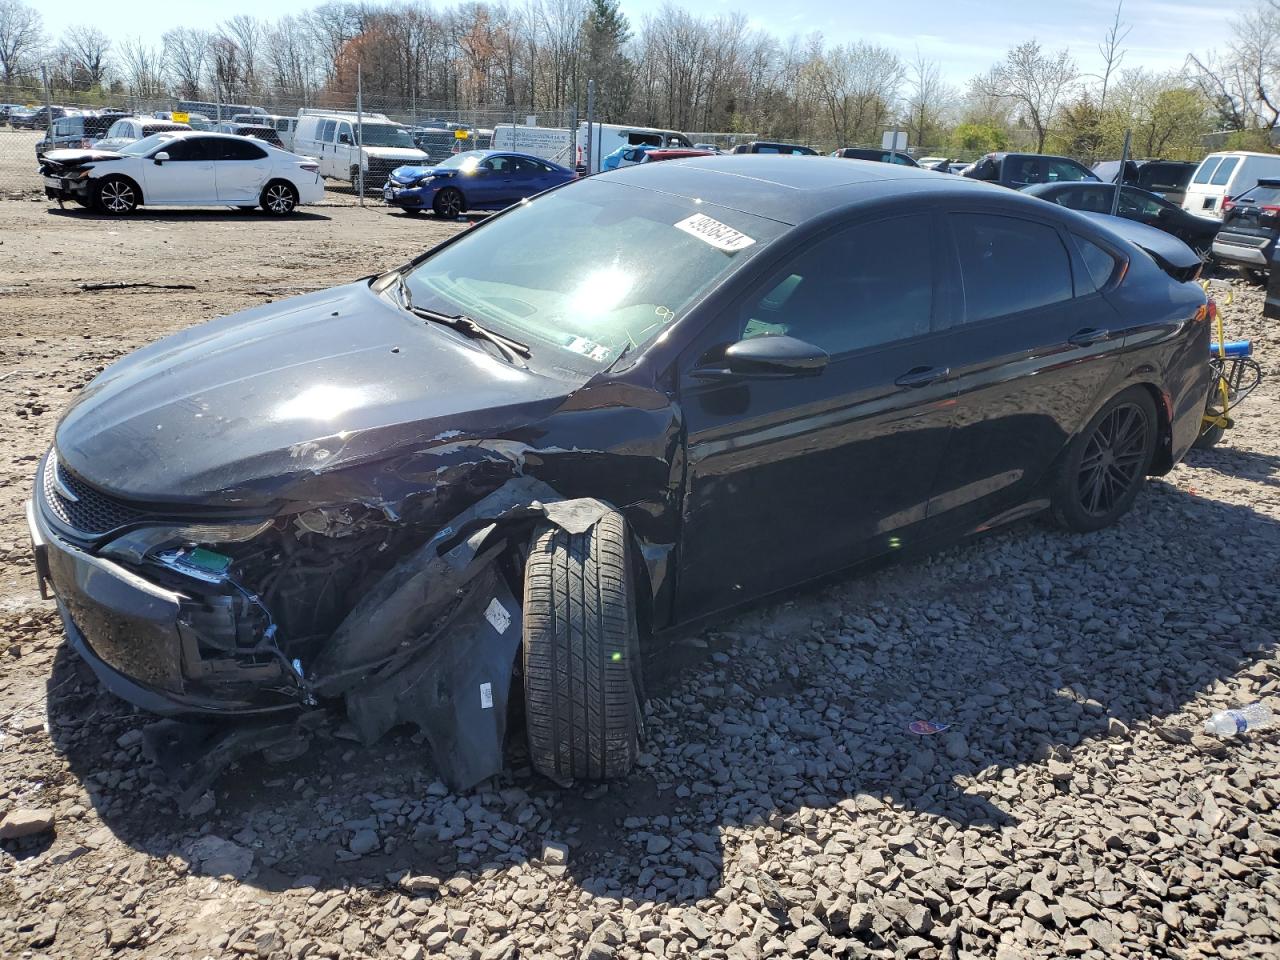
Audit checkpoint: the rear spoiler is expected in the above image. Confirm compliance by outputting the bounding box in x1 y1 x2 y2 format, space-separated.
1080 212 1204 283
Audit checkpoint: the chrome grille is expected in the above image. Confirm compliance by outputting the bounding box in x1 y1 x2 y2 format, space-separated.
41 453 146 537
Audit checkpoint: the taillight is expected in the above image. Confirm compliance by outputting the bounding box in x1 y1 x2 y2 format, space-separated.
1222 199 1235 213
1261 205 1280 215
299 162 319 172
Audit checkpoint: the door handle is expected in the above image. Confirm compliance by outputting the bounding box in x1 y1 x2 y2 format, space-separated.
1068 328 1109 347
894 366 949 388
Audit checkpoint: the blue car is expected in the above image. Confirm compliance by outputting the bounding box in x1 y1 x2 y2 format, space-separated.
383 150 576 217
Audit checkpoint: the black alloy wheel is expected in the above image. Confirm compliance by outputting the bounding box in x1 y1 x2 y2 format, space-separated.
1052 387 1158 532
1076 402 1150 517
433 187 464 218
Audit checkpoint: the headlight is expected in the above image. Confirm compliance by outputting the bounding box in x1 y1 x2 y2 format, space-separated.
101 520 274 564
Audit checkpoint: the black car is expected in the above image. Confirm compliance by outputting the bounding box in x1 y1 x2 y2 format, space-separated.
1213 179 1280 281
730 141 818 155
36 113 118 157
1092 159 1198 207
213 122 285 148
830 147 919 167
964 152 1099 189
27 157 1212 790
14 105 68 130
1022 182 1219 256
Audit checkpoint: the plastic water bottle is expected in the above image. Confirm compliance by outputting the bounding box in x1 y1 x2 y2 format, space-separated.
1203 703 1272 737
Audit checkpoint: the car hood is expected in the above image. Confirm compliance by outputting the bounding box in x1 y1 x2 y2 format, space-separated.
363 147 429 162
40 148 124 168
390 164 454 183
54 282 579 508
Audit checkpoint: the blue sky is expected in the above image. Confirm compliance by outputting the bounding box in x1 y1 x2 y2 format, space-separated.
42 0 1253 87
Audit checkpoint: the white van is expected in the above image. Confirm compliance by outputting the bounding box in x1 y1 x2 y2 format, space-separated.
491 122 693 173
236 114 298 151
1181 151 1280 219
293 110 428 188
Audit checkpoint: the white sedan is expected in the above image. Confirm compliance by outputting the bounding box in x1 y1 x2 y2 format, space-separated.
38 131 324 216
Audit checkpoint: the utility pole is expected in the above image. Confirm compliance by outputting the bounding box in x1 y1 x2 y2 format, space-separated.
1110 129 1131 218
41 65 53 142
356 64 365 206
585 79 596 175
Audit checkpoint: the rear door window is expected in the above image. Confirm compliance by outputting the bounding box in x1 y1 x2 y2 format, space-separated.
321 120 337 143
1052 185 1113 213
218 138 268 161
1193 157 1223 184
1044 158 1095 182
950 213 1074 323
1072 235 1120 291
1136 162 1193 192
1209 157 1238 186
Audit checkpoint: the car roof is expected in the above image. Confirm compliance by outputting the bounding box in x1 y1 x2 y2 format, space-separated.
610 155 993 224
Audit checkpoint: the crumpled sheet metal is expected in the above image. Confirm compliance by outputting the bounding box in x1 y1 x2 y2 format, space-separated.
311 475 618 791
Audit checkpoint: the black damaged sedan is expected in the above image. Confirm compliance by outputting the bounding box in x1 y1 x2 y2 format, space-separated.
29 156 1213 789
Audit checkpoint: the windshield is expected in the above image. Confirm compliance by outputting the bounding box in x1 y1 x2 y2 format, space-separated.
399 179 786 367
435 150 487 170
360 124 415 148
119 133 176 156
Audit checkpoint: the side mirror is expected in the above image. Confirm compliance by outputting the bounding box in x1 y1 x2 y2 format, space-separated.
693 334 829 381
153 151 169 164
339 134 352 145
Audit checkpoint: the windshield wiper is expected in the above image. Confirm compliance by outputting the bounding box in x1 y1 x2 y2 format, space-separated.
409 305 532 365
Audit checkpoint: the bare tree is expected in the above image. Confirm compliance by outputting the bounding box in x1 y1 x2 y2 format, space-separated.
904 50 954 150
0 0 42 85
805 40 904 146
163 27 213 99
223 16 265 94
119 35 167 98
1186 0 1280 133
978 40 1079 152
61 25 112 87
1096 0 1130 113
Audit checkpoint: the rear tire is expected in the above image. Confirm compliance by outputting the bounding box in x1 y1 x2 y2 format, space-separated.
522 512 640 783
1236 266 1267 285
260 180 298 216
1051 387 1158 532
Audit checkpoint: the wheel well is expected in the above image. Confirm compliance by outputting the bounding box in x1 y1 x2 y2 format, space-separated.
264 178 297 194
1134 381 1175 475
97 173 143 204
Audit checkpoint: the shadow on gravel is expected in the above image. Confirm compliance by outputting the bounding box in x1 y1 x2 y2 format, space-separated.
45 208 332 222
43 482 1278 907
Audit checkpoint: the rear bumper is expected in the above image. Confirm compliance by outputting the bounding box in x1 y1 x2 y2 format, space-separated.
1213 235 1272 267
27 495 299 718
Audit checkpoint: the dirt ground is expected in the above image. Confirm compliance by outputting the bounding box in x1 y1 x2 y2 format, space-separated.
0 192 1278 960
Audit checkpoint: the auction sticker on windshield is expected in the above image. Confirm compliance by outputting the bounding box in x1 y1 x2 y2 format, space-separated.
675 213 756 252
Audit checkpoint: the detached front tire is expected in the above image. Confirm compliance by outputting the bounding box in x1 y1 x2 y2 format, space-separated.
1052 386 1158 532
522 512 640 783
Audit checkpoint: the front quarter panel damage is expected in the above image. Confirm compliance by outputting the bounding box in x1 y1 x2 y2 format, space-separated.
312 475 618 790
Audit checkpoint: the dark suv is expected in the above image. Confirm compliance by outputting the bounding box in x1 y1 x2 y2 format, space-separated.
1093 159 1198 207
1213 178 1280 280
36 113 117 157
729 141 818 156
830 147 919 166
964 152 1098 189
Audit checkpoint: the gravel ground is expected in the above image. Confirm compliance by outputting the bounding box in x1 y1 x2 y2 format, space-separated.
1 196 1278 960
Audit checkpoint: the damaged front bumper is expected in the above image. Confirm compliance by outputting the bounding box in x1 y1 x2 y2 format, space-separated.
29 458 618 790
42 173 93 203
28 496 301 717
